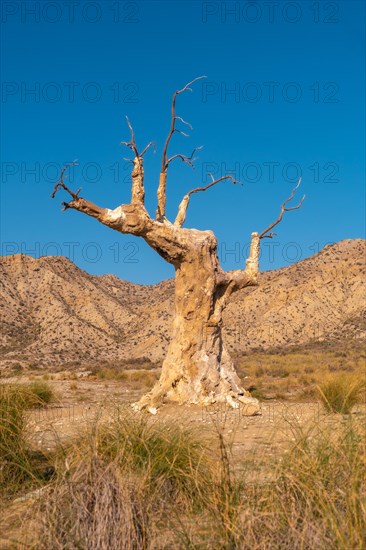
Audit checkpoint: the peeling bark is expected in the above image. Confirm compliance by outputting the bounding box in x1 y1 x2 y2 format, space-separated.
156 172 167 220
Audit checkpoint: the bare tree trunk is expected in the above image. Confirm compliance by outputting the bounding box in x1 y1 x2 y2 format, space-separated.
136 241 258 412
52 78 304 415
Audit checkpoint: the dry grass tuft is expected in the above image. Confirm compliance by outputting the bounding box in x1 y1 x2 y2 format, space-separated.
317 373 366 414
38 457 149 550
34 409 210 549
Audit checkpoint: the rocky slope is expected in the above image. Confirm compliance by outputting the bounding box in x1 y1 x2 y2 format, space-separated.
0 239 365 371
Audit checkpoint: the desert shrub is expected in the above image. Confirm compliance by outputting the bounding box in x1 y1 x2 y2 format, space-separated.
0 380 55 410
317 373 366 414
11 363 23 373
13 407 366 549
0 385 28 463
248 386 266 400
95 368 159 387
270 367 290 378
95 367 117 380
254 366 266 377
127 370 159 387
26 380 55 407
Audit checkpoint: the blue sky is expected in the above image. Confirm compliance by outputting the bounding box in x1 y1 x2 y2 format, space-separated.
1 0 365 284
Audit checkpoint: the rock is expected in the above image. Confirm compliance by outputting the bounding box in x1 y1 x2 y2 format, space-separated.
238 395 261 416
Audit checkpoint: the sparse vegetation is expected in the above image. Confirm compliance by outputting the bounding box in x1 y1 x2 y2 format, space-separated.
236 341 366 402
95 367 159 389
33 410 209 549
13 410 362 549
96 410 209 502
38 456 149 550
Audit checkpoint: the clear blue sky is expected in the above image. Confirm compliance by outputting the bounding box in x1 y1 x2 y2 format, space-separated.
1 0 365 284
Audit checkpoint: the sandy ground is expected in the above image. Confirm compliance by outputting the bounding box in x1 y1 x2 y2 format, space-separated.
23 378 364 476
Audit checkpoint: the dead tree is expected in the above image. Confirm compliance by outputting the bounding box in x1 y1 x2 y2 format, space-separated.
52 77 304 415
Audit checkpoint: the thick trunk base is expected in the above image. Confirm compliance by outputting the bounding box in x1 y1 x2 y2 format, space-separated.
132 327 260 416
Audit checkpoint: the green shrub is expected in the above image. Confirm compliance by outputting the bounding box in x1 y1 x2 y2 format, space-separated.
95 367 117 380
26 381 54 407
0 385 27 463
249 386 266 400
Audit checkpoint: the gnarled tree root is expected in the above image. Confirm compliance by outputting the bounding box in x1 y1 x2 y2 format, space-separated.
131 385 261 416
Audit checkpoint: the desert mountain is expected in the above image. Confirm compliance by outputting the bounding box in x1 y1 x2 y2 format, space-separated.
0 239 365 371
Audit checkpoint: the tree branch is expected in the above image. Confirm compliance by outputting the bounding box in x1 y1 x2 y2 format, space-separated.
259 178 305 239
140 141 156 157
51 163 122 223
161 76 206 172
223 181 305 297
174 174 238 227
156 76 207 221
51 163 192 265
51 161 81 209
120 116 139 158
167 146 203 169
119 118 156 206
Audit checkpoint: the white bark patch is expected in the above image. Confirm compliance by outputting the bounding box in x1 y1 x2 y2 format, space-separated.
105 207 125 223
226 395 240 409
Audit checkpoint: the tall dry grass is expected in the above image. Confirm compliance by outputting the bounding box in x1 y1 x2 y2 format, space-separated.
0 383 55 497
29 409 365 549
38 457 149 550
1 391 364 549
36 409 211 549
237 419 366 550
